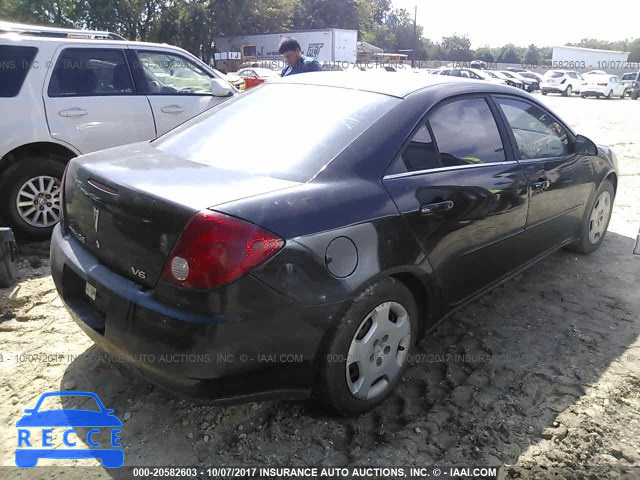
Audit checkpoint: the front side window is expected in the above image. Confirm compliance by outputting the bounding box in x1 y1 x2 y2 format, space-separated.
428 97 506 166
135 51 212 95
387 124 440 175
495 97 570 159
0 45 38 97
48 48 133 97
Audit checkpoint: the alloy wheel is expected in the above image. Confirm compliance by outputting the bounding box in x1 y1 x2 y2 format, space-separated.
15 175 61 228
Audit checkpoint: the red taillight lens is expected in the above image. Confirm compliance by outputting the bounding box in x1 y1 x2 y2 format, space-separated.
161 210 284 289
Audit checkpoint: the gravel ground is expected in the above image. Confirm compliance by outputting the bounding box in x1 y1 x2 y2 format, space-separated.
1 94 639 479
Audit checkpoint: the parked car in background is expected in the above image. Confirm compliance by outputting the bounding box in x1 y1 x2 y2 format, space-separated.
499 70 538 92
581 73 627 99
0 22 236 238
52 72 618 416
621 71 640 99
236 67 280 88
540 70 584 96
485 70 524 89
217 70 245 90
434 68 506 85
518 71 543 84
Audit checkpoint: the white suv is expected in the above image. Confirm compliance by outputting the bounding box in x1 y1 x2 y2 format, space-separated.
540 70 585 96
0 22 236 238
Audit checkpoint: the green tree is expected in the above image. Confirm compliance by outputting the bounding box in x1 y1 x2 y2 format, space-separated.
475 47 495 63
496 44 521 63
523 44 540 64
628 38 640 62
441 34 472 61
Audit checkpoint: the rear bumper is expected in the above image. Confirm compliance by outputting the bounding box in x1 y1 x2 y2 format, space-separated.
540 83 570 93
581 87 610 96
50 225 341 404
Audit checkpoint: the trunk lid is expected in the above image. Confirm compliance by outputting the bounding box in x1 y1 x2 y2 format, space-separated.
63 142 299 288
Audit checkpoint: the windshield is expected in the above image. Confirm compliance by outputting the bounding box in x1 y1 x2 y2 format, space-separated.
153 83 399 182
621 73 636 81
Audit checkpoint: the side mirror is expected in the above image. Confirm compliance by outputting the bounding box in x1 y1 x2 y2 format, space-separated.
574 134 598 156
210 78 233 97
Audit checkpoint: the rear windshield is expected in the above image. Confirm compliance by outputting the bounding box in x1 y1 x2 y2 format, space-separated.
622 73 636 81
153 83 398 182
546 71 564 78
0 45 38 97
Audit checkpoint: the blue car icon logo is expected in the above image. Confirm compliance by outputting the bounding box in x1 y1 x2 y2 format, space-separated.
15 391 123 468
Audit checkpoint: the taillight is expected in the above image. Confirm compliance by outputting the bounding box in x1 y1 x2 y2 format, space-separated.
161 210 284 289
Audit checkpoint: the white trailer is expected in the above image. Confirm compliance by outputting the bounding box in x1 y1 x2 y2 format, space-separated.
214 29 358 64
552 46 630 69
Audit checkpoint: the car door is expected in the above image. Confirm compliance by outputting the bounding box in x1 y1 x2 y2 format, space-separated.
383 95 530 306
492 95 594 254
131 49 231 136
44 46 156 154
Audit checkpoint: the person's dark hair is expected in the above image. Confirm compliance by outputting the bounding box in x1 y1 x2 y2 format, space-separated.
278 37 301 54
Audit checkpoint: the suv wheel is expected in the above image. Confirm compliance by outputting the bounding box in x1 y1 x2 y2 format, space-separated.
313 278 418 416
0 156 66 239
563 85 572 96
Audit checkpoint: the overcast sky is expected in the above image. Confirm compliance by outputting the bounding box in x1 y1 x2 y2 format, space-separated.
392 0 637 48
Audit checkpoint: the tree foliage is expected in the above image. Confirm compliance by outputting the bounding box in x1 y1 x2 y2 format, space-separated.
0 1 636 63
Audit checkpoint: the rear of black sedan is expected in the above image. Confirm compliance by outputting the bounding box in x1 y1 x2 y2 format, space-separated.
51 73 618 415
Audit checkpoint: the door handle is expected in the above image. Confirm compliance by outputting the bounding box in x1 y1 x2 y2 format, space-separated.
531 180 551 192
420 200 454 216
58 108 88 117
161 105 184 114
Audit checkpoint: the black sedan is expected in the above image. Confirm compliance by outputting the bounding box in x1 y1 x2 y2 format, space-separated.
51 73 618 416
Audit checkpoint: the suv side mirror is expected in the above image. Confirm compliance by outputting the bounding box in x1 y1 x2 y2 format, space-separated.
210 78 233 97
574 134 598 156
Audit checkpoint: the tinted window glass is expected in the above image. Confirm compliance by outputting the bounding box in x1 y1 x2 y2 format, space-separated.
49 48 133 97
428 98 505 166
622 73 635 81
496 97 570 159
387 124 440 175
153 83 398 182
546 71 564 78
0 46 38 97
567 72 578 79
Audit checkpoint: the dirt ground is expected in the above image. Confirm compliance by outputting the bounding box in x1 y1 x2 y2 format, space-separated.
1 94 639 479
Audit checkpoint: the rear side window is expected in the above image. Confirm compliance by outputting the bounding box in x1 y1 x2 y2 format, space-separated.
48 48 133 97
0 46 38 97
547 71 564 78
428 97 506 166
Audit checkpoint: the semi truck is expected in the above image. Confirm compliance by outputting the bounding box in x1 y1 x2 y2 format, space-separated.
214 29 358 65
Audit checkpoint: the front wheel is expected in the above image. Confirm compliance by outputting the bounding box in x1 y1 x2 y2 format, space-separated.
0 156 66 239
313 278 418 416
566 179 615 254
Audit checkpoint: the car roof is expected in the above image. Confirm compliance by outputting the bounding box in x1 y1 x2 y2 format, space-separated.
271 71 495 98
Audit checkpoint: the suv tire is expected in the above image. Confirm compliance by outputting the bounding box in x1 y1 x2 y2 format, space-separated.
0 156 66 239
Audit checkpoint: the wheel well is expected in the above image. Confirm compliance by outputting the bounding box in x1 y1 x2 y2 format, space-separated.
0 143 76 176
606 172 617 194
390 272 431 339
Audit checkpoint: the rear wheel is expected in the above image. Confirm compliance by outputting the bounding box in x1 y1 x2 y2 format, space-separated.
632 92 639 100
0 156 66 239
564 85 572 96
606 89 613 99
566 179 615 254
542 90 548 95
620 89 626 99
313 277 418 416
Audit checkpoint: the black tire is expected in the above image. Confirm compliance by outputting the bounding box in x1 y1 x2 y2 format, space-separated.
581 94 587 98
620 89 626 99
563 85 572 97
566 179 615 255
0 156 66 239
632 92 639 100
313 277 419 416
606 90 613 99
541 90 548 95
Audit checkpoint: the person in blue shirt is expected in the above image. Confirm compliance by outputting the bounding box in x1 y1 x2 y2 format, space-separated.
279 37 322 77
